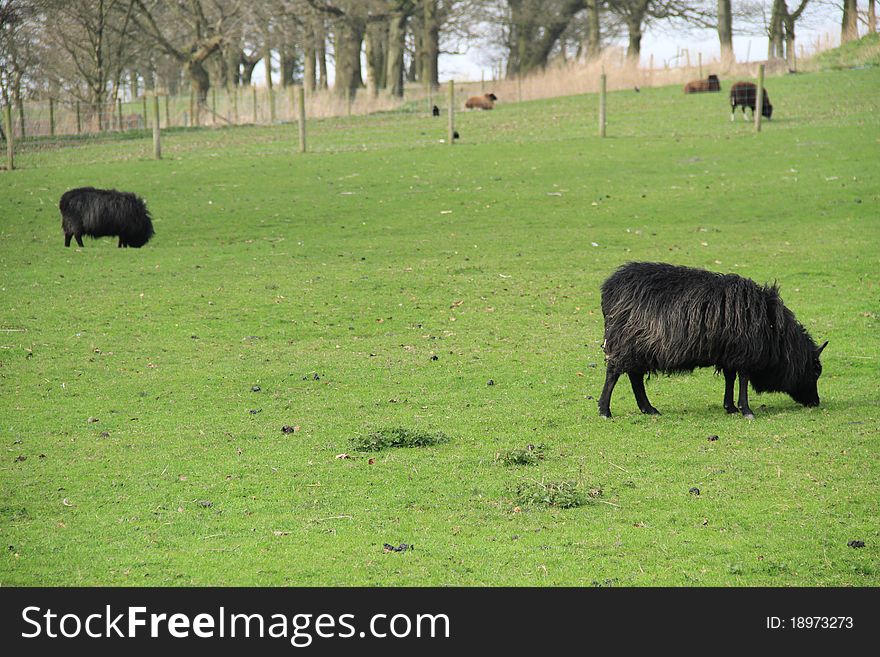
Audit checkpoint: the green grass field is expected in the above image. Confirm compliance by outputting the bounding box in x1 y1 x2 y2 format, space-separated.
1 67 878 586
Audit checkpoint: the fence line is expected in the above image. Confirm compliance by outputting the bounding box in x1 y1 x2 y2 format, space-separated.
0 45 828 145
0 36 842 162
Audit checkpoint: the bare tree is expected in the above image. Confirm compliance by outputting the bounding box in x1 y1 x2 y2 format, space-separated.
503 0 586 76
605 0 712 61
35 0 140 129
1 0 35 109
130 1 241 108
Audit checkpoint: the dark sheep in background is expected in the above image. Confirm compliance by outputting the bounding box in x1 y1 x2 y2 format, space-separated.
60 187 154 248
465 93 497 110
597 262 826 419
683 74 721 93
730 81 773 121
432 105 440 116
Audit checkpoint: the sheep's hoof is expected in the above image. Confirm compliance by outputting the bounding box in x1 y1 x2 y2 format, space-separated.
743 413 755 421
641 407 660 415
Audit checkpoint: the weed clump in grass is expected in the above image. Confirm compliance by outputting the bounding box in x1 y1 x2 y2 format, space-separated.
352 427 450 451
512 480 592 509
496 444 545 466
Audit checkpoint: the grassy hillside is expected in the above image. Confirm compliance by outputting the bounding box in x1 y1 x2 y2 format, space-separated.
815 32 880 70
1 67 878 586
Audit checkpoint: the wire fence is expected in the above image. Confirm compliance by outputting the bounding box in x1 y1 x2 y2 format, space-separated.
0 36 841 168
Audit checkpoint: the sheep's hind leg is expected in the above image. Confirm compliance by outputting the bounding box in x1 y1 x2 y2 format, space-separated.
629 372 660 415
738 373 755 419
598 368 621 418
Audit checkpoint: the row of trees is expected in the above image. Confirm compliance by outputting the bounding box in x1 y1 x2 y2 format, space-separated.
1 1 877 120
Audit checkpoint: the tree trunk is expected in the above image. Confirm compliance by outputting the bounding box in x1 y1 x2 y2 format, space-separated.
386 12 407 97
410 18 423 82
585 0 601 61
768 0 785 60
717 0 734 67
334 17 365 97
364 26 378 96
280 45 297 87
264 43 273 90
317 22 328 89
226 48 241 88
187 59 211 104
364 22 386 96
841 0 859 43
626 18 642 62
304 29 316 92
143 61 156 91
783 17 796 70
422 0 439 88
869 0 877 33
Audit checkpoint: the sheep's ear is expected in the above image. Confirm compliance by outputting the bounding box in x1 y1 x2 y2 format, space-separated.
817 340 828 355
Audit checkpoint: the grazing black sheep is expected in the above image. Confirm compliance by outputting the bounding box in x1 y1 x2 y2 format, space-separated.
598 262 826 418
60 187 154 248
730 81 772 121
432 105 440 117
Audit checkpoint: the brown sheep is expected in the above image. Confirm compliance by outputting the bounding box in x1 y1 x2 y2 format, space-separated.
683 74 721 94
465 93 497 110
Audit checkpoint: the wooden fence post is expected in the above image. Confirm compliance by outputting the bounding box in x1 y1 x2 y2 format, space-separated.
4 104 13 171
164 94 170 127
346 87 352 117
232 86 239 124
698 52 703 80
49 97 56 137
297 85 306 153
599 73 607 138
754 64 765 133
117 98 123 131
75 101 82 134
517 74 522 102
252 85 258 123
447 79 455 145
152 95 162 159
